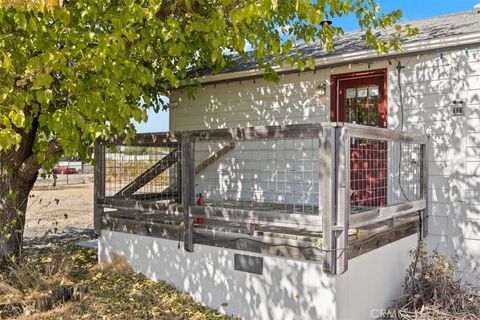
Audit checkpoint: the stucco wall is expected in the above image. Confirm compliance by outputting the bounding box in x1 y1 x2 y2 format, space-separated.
99 230 417 320
170 45 480 284
99 230 337 320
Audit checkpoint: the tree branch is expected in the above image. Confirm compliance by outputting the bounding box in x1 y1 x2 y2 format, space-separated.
18 140 63 182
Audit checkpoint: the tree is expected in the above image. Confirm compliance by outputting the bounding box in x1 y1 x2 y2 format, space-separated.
0 0 417 263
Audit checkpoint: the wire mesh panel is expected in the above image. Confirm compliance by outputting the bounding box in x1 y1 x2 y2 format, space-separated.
194 137 320 215
349 137 423 213
350 139 388 208
104 143 180 202
388 141 423 205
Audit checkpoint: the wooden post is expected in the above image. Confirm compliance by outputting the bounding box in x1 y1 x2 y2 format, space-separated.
420 141 429 239
176 147 182 201
320 125 350 275
335 126 350 275
320 126 336 274
181 135 195 252
94 143 105 236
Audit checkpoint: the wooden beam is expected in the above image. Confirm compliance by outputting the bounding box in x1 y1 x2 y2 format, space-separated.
181 136 195 252
348 215 419 259
335 126 350 275
127 192 181 202
195 142 235 174
193 229 322 262
105 123 428 147
349 199 426 229
190 206 323 232
320 126 335 275
98 197 182 216
320 126 350 275
101 216 182 240
101 215 322 261
113 148 178 198
108 123 323 145
344 123 428 145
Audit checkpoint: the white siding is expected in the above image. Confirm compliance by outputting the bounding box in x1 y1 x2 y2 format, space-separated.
171 45 480 284
392 48 480 284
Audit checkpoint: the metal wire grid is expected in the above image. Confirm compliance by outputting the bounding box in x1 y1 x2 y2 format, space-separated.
104 144 180 201
388 141 423 205
349 137 423 212
350 139 388 209
194 137 320 215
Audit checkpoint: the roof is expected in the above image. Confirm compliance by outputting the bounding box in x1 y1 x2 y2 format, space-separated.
199 10 480 77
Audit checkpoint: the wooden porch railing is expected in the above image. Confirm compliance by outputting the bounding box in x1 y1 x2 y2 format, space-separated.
94 122 428 276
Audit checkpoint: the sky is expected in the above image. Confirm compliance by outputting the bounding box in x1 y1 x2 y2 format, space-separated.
134 0 480 133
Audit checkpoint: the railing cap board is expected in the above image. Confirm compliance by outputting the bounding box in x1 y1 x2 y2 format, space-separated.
100 122 427 146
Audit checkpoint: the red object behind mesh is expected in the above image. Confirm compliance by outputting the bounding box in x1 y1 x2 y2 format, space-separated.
350 141 387 207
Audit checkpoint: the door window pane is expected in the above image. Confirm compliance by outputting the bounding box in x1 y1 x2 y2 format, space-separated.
368 86 379 97
346 88 356 99
357 87 368 98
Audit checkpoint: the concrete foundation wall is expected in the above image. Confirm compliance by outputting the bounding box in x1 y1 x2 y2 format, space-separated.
336 234 418 319
99 230 418 320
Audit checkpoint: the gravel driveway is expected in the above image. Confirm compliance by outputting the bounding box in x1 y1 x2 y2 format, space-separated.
25 174 94 239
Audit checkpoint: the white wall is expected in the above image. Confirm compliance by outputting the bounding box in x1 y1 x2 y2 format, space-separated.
336 234 418 320
394 48 480 284
171 45 480 284
99 230 417 320
99 230 337 320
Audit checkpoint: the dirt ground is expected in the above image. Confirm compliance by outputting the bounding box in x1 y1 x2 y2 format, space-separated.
25 174 94 239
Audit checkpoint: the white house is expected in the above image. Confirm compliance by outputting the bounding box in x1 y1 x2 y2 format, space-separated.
98 9 480 320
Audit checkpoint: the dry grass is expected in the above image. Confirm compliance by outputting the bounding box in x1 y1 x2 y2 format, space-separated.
388 243 480 320
0 243 234 320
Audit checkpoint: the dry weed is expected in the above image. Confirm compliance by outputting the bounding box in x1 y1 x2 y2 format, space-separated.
1 243 234 319
387 243 480 320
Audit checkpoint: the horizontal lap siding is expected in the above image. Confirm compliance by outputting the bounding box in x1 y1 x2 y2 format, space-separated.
397 46 480 282
464 49 480 268
170 73 329 130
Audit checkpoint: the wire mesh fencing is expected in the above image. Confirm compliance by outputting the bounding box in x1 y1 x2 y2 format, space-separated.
98 124 426 221
349 136 424 213
104 143 181 202
194 136 320 215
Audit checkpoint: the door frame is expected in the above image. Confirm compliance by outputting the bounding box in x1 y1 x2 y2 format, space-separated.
330 68 388 124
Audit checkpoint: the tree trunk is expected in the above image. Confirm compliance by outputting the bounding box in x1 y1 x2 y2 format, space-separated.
0 114 61 265
0 167 38 264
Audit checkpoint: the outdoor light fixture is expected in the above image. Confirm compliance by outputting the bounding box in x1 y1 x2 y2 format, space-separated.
315 82 327 96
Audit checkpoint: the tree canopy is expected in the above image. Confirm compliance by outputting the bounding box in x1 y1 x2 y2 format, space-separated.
0 0 416 170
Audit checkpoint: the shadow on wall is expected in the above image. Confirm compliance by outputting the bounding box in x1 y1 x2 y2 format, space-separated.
388 49 480 284
98 231 337 320
172 72 328 131
170 48 480 283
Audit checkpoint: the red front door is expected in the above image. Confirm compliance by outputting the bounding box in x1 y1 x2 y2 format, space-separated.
331 69 388 208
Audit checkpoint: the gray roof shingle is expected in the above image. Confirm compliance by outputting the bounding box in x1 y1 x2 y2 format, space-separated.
200 10 480 76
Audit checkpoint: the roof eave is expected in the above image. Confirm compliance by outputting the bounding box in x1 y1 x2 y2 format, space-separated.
194 31 480 85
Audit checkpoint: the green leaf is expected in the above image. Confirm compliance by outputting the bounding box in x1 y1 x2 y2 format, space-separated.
14 12 27 29
32 74 53 89
168 43 184 57
8 111 25 128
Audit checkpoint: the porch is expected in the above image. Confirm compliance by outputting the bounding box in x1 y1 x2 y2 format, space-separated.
94 122 428 275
